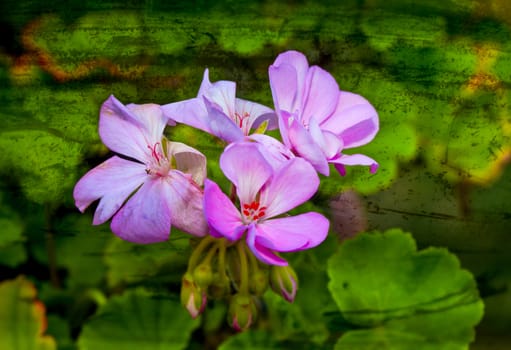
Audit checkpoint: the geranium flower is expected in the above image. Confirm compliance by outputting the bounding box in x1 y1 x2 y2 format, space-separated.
73 95 208 243
162 69 277 143
203 142 329 265
269 50 379 176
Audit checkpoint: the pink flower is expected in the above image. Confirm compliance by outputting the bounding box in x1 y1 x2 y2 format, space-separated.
203 142 329 266
73 95 208 243
269 50 379 176
162 69 277 143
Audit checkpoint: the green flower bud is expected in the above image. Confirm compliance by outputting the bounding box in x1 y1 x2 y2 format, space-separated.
228 293 257 332
208 275 230 299
193 263 214 289
181 273 206 318
250 270 269 296
269 265 298 302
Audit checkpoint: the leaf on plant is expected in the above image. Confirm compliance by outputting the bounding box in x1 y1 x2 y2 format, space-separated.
328 229 484 350
219 330 279 350
77 289 200 350
104 233 189 288
0 276 56 350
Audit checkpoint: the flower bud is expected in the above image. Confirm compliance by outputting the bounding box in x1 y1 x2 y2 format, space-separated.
208 276 230 299
250 270 269 296
269 265 298 302
228 293 257 332
181 273 207 318
193 263 214 289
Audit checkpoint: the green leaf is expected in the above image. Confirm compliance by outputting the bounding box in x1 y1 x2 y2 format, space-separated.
219 330 279 350
77 289 200 350
104 233 190 288
0 276 56 350
328 229 484 350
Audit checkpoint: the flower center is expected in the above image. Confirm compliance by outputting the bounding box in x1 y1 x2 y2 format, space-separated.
242 201 266 222
145 140 171 177
234 111 251 135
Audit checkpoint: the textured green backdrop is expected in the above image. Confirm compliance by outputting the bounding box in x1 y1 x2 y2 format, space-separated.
0 0 510 349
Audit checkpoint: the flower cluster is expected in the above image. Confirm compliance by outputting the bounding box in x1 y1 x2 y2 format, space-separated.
73 50 379 330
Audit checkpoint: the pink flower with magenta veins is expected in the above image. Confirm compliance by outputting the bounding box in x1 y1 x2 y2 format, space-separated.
162 69 277 143
73 95 208 243
269 50 379 176
204 142 329 266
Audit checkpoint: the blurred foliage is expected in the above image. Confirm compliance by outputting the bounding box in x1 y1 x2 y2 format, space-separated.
1 0 510 349
0 277 56 350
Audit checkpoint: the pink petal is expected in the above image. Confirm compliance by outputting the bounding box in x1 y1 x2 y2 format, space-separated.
234 98 277 135
256 213 329 251
219 143 273 205
246 224 288 266
301 66 339 125
99 95 163 162
167 141 207 186
203 179 246 241
203 97 245 142
199 69 236 119
163 171 208 237
110 179 172 244
308 118 343 159
73 156 147 225
270 50 310 113
320 91 379 148
259 157 319 218
248 134 294 171
126 103 167 143
161 98 209 129
287 118 330 175
330 154 379 176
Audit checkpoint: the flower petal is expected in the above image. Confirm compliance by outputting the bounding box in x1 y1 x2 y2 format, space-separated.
163 171 208 237
167 141 207 186
320 91 379 148
246 224 288 266
234 98 277 135
204 179 246 241
330 153 379 176
270 50 309 113
260 157 319 218
126 103 167 142
308 117 343 159
287 118 330 175
198 69 237 118
110 179 172 244
248 134 294 171
219 142 273 205
161 98 208 129
99 95 163 161
73 156 147 225
256 213 329 251
203 97 245 142
301 65 339 125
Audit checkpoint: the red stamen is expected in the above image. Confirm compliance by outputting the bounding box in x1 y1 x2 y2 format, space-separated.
148 142 161 163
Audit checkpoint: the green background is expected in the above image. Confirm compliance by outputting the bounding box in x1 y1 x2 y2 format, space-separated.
0 0 510 349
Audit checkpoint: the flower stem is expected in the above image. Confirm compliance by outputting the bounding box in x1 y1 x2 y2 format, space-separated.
236 241 249 294
187 235 216 273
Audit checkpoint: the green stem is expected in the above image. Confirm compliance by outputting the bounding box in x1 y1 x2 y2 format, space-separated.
236 241 249 294
187 235 216 272
218 239 228 278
